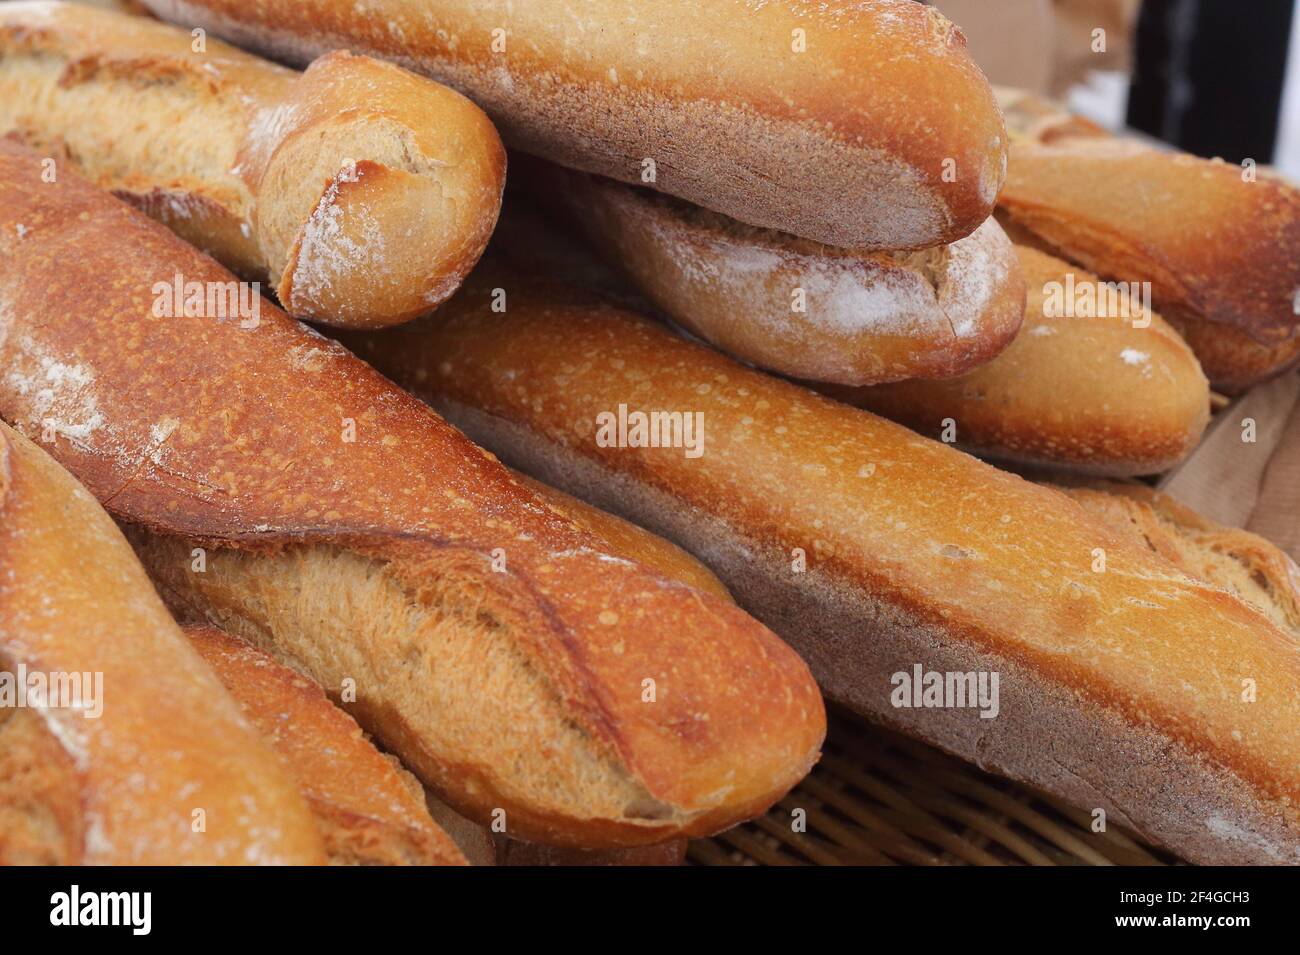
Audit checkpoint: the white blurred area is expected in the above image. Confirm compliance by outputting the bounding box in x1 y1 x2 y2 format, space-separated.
1063 70 1132 131
1274 0 1300 178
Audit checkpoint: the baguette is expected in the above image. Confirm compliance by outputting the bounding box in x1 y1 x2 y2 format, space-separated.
521 160 1026 387
0 138 824 848
0 423 326 865
184 625 468 866
347 263 1300 865
1052 482 1300 638
0 1 505 329
994 87 1300 392
141 0 1007 250
832 245 1210 475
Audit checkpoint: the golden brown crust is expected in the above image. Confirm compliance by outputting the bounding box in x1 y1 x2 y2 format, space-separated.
521 159 1025 386
0 424 327 865
994 86 1106 142
141 0 1006 250
834 245 1210 475
0 139 823 848
513 472 732 602
0 1 505 328
1054 482 1300 638
350 264 1300 863
1000 210 1300 394
992 88 1300 386
184 624 468 865
1156 311 1300 397
0 704 83 864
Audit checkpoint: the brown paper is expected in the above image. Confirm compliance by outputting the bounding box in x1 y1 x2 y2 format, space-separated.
931 0 1055 93
932 0 1138 96
1159 371 1300 560
1048 0 1139 94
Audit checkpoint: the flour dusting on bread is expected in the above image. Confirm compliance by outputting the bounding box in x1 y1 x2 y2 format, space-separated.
286 160 383 314
4 335 106 442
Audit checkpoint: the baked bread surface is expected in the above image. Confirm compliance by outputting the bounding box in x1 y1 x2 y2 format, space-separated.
185 625 469 865
0 138 824 848
522 159 1026 387
838 244 1210 475
0 423 326 864
349 264 1300 864
0 0 506 328
994 87 1300 391
140 0 1006 249
1057 483 1300 638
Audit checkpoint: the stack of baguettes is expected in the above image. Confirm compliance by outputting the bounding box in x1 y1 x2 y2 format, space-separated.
1 0 1299 868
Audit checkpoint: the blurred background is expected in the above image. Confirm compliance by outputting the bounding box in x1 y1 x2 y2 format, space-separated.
933 0 1300 177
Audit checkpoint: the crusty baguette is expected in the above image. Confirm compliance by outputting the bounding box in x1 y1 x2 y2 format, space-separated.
0 138 824 849
348 263 1300 865
993 87 1300 392
0 423 326 865
188 476 727 861
1000 210 1300 398
832 245 1210 475
521 159 1026 387
1053 482 1300 638
0 1 505 329
141 0 1006 250
184 625 468 866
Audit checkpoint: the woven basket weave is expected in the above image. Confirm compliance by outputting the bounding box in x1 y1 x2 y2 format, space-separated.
690 706 1178 866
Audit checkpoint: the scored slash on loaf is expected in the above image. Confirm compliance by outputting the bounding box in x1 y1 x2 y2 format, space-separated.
184 624 469 866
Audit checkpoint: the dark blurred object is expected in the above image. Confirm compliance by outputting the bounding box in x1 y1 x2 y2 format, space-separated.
1128 0 1294 163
